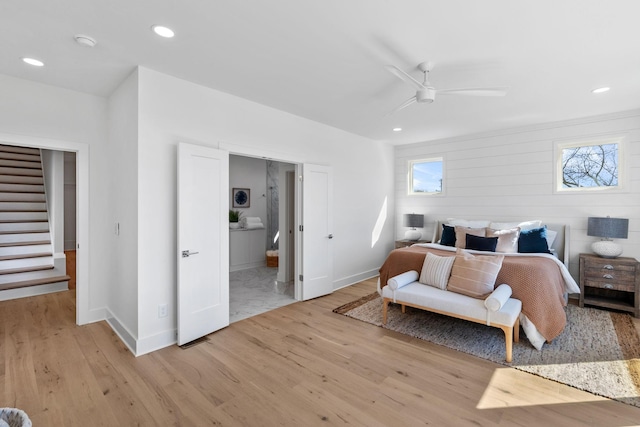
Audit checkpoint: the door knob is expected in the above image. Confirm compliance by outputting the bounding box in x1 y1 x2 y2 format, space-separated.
328 234 333 239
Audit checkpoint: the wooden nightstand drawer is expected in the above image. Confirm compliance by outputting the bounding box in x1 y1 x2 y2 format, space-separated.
584 279 635 293
583 267 636 283
584 257 638 271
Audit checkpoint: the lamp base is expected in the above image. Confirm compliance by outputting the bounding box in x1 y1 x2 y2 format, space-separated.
404 229 422 241
592 240 623 258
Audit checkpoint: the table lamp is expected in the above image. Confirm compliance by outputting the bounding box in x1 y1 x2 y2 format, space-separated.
404 214 424 241
587 216 629 258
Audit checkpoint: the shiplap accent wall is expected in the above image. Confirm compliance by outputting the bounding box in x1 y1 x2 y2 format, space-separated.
395 110 640 279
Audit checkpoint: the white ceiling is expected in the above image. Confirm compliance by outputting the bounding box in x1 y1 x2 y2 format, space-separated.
2 0 640 144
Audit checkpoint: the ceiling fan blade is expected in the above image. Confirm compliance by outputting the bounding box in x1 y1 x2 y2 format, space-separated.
436 87 508 96
385 95 417 117
385 65 424 90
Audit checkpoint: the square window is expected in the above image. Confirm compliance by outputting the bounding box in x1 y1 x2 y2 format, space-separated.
409 158 443 195
555 137 624 192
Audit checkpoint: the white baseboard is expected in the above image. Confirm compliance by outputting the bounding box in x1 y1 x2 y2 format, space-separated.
104 309 176 357
0 281 68 301
78 306 108 325
135 329 177 356
333 268 379 291
105 309 138 356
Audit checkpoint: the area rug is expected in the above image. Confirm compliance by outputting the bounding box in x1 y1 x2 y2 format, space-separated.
334 293 640 408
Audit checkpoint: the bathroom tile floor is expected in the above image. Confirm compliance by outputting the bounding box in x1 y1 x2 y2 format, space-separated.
229 266 296 323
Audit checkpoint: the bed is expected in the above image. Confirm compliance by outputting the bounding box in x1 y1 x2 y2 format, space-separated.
378 220 580 350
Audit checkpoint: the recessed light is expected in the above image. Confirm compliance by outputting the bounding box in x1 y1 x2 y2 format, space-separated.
393 127 402 132
591 87 610 94
74 34 97 48
22 57 44 67
152 25 175 38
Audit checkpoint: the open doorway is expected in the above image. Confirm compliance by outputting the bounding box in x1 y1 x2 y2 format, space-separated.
228 155 297 322
0 133 89 325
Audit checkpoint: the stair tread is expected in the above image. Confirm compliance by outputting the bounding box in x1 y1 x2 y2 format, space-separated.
0 272 71 291
0 175 44 184
0 152 41 162
0 159 42 169
0 264 54 275
0 168 43 177
0 252 52 261
0 240 51 247
0 229 49 235
0 145 40 155
0 219 49 223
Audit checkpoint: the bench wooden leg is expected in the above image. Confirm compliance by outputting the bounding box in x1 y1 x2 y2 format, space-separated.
382 298 389 324
401 304 406 314
514 316 520 343
500 325 513 363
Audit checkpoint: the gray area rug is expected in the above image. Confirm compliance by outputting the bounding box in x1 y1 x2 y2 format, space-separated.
334 293 640 407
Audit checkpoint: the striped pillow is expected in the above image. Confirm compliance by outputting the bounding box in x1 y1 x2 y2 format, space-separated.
419 252 456 290
447 248 504 298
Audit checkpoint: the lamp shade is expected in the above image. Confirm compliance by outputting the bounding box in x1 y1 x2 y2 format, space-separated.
403 214 424 229
587 217 629 239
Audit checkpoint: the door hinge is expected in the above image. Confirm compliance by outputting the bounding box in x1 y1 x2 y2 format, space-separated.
299 225 303 232
299 274 303 282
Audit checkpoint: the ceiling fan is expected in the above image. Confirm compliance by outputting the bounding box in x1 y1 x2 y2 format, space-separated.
385 61 507 116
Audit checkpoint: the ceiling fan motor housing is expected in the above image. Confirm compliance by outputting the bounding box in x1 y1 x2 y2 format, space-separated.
416 87 435 103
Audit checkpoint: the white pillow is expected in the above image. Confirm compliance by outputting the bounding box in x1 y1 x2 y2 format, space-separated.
447 218 491 228
546 229 558 248
489 220 542 231
484 284 513 312
454 226 486 249
486 227 520 253
387 270 419 290
419 253 456 290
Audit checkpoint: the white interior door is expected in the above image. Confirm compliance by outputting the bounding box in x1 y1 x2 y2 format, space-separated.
301 163 333 300
177 142 229 345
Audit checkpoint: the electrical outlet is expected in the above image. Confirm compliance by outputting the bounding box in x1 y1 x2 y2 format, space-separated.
158 304 168 318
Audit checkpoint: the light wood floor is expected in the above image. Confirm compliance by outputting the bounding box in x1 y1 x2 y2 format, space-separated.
3 279 640 426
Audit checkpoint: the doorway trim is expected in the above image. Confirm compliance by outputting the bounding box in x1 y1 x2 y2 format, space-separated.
0 131 92 325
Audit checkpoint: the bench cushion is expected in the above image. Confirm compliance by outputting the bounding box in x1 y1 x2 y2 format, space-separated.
382 282 521 327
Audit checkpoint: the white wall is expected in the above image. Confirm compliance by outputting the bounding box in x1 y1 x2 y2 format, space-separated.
106 69 140 346
229 155 268 223
134 67 395 354
0 74 110 322
395 110 640 279
41 149 64 254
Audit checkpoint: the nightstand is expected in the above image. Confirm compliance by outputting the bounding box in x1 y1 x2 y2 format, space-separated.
395 239 430 249
579 253 640 317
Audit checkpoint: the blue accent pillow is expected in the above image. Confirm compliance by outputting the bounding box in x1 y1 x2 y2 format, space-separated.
518 226 551 253
465 234 498 252
440 224 456 246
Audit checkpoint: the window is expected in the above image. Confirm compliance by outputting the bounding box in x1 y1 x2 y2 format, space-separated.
555 137 624 192
409 158 443 195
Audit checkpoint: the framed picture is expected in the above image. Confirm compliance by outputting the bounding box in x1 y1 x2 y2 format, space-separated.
232 188 250 208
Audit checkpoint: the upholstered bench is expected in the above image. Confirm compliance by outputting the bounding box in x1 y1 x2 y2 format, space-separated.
382 271 522 362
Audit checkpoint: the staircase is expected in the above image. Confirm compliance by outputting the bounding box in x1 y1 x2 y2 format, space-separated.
0 144 70 293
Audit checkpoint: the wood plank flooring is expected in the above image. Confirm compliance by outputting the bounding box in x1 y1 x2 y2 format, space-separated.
2 279 640 426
